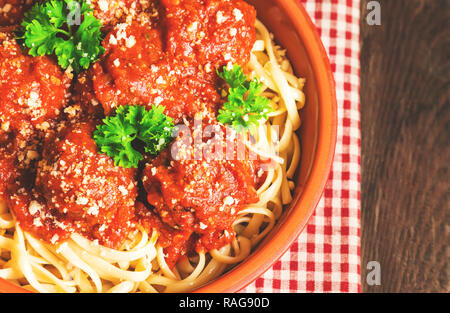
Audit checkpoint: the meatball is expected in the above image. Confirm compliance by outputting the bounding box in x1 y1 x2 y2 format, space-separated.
88 0 255 122
141 124 260 257
142 150 259 230
35 122 138 248
90 18 166 115
161 0 256 66
0 30 71 144
91 18 220 120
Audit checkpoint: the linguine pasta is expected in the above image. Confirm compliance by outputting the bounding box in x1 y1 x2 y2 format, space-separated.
0 19 305 293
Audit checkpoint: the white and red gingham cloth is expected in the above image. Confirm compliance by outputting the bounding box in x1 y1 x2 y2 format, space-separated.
242 0 361 293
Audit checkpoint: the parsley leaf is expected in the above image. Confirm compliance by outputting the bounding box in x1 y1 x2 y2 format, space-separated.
217 65 273 133
217 64 248 88
93 105 175 168
138 105 175 155
18 0 105 73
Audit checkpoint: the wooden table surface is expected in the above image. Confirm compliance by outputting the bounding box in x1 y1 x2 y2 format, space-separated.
360 0 449 292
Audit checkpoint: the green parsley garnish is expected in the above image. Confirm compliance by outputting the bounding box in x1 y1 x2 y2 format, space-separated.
217 64 273 133
93 105 175 168
17 0 105 73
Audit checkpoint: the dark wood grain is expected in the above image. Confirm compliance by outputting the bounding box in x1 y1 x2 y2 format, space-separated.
360 0 449 292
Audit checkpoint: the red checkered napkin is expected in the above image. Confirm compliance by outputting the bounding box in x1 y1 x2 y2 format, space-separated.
242 0 361 293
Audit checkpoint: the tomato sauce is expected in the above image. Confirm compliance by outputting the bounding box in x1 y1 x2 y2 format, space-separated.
87 0 256 123
0 31 71 135
1 0 262 265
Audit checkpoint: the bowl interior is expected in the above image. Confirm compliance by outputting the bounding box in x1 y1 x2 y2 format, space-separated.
195 0 336 292
246 0 321 227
